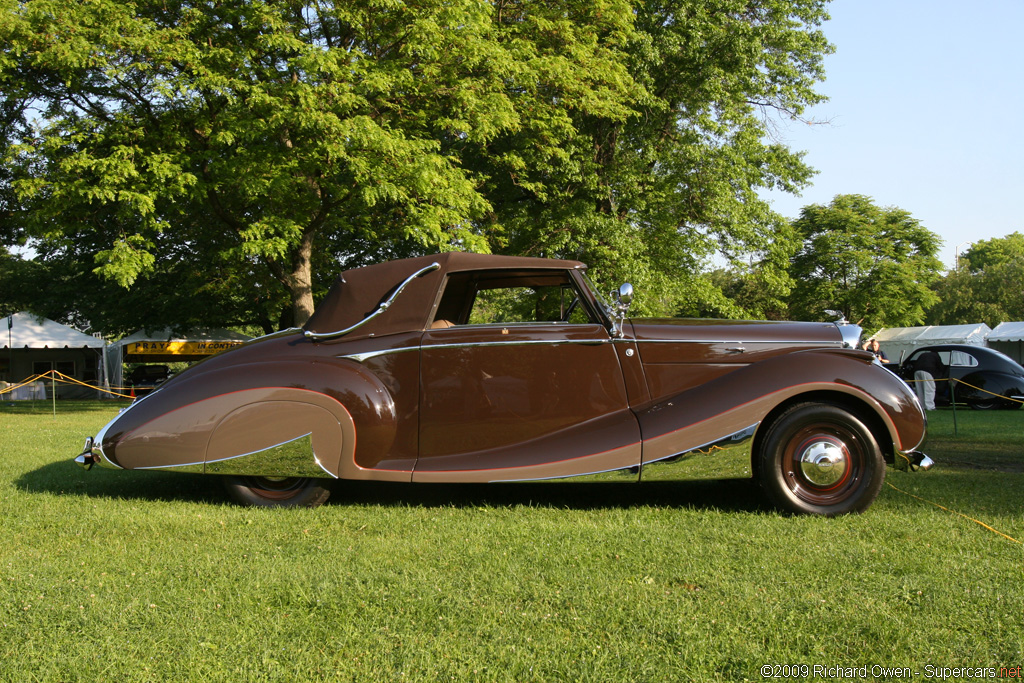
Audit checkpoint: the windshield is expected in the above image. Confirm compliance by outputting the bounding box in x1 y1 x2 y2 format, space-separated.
581 270 615 319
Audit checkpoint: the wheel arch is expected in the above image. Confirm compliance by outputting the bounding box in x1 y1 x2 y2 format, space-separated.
750 389 896 480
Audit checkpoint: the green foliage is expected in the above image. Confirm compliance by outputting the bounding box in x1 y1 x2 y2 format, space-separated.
694 221 799 320
928 232 1024 328
2 0 531 324
961 231 1024 272
788 194 942 330
482 0 832 317
1 0 834 331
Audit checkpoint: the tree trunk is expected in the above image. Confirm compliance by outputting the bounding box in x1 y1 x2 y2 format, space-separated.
287 229 316 327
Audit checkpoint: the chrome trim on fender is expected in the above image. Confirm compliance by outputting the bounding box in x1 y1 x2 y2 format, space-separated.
136 459 207 474
629 338 843 346
640 424 758 481
341 347 417 363
341 337 609 363
305 262 440 341
135 433 336 478
204 433 336 478
85 415 123 470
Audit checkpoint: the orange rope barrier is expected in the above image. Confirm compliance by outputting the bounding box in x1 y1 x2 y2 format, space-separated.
886 481 1022 546
0 370 135 399
902 376 1024 405
51 371 136 399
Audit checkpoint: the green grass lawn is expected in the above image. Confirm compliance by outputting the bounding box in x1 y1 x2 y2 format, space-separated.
1 401 1022 682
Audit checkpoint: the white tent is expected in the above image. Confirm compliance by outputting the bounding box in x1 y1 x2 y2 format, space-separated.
1 312 107 399
987 322 1024 364
872 323 992 364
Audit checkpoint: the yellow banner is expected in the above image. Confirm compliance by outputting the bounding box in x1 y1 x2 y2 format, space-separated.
125 341 244 356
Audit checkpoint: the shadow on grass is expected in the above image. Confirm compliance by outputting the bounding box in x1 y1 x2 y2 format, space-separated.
16 460 227 505
17 459 770 513
331 477 770 513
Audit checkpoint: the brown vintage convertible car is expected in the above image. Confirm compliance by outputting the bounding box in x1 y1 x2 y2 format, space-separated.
76 253 932 515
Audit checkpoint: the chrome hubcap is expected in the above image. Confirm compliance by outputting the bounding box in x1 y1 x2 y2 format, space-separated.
798 438 848 487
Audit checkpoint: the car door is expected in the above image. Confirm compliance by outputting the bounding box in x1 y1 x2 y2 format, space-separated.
413 270 642 482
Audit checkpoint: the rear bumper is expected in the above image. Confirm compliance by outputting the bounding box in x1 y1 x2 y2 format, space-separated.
74 436 122 470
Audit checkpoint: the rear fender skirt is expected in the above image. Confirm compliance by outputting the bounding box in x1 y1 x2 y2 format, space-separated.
203 434 330 478
97 359 409 481
116 387 354 477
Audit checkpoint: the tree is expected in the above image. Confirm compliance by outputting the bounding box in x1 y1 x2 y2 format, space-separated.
788 194 942 331
477 0 832 316
927 232 1024 328
3 0 640 327
2 0 834 329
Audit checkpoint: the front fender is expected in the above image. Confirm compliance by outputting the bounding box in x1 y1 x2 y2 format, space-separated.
638 349 926 465
956 371 1024 405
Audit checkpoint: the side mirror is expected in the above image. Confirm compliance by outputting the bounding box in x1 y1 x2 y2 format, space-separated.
616 283 634 306
609 283 634 337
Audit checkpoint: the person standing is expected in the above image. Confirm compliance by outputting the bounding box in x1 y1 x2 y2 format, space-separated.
863 338 890 363
912 350 942 411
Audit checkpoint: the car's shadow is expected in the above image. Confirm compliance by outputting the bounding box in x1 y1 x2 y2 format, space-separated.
18 460 769 513
17 461 228 505
331 477 768 512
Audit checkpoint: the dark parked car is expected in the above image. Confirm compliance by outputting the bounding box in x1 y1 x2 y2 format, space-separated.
896 344 1024 410
77 253 931 515
126 364 171 395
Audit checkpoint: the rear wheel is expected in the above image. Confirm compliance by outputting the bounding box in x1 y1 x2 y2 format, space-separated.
223 476 332 508
758 403 885 516
968 395 1003 410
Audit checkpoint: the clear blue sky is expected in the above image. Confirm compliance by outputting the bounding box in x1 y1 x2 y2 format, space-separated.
762 0 1024 269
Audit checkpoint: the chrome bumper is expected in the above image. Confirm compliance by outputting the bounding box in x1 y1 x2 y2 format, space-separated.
74 436 121 470
894 450 934 472
74 437 95 470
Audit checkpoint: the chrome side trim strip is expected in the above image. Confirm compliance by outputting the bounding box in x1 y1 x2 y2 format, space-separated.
629 339 843 346
136 459 206 473
340 337 842 363
490 466 640 484
341 347 417 363
305 262 440 341
640 423 758 481
340 338 607 363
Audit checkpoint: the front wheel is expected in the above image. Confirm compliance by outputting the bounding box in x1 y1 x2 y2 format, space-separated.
223 476 332 508
758 403 885 516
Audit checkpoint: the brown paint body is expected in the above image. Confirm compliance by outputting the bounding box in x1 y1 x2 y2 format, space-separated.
90 253 926 484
